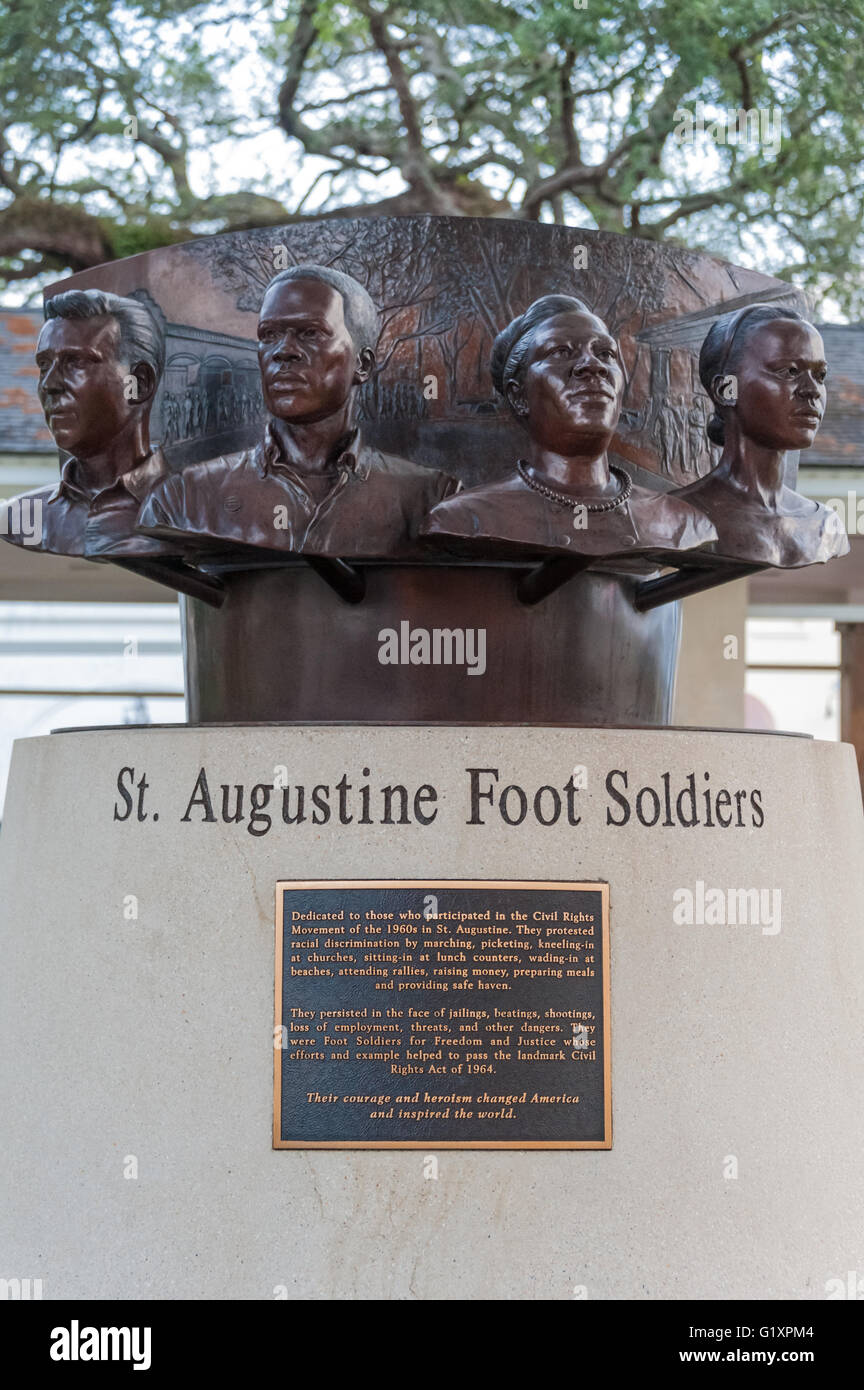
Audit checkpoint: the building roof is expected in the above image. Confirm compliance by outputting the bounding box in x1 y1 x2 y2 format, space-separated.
1 308 863 467
0 309 53 454
811 324 864 469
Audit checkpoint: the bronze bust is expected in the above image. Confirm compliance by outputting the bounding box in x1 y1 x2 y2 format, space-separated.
420 295 716 560
1 290 175 559
136 265 460 559
674 304 849 567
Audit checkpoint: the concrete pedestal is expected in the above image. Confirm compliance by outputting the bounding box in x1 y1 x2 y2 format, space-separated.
1 724 862 1300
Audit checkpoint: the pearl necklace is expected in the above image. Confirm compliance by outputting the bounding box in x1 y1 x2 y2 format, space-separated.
517 459 633 513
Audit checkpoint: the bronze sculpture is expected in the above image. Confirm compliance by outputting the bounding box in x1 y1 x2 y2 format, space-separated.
0 218 853 723
674 304 849 567
1 290 176 558
136 265 460 558
420 295 717 560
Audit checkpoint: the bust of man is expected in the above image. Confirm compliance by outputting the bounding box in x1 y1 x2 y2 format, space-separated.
1 289 174 559
421 294 716 562
136 265 460 559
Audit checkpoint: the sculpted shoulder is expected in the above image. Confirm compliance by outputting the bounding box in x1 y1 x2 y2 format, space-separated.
0 485 57 550
627 483 718 550
672 476 850 566
3 483 56 512
369 449 461 502
422 475 526 539
137 452 252 537
422 472 717 558
811 499 850 560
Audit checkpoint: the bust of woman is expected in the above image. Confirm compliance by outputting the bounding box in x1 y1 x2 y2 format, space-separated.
421 294 716 561
674 304 849 567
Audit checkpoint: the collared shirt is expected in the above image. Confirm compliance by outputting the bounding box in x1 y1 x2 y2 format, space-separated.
1 447 176 558
259 422 373 484
136 428 461 559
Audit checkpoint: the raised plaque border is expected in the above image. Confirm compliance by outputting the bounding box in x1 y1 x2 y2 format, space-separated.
273 878 612 1151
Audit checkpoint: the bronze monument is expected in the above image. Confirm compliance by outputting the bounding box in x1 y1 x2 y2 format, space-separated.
674 304 849 567
1 289 177 559
2 217 850 724
420 296 718 561
136 265 460 559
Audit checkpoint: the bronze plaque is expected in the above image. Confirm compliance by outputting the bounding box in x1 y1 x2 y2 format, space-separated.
274 879 611 1150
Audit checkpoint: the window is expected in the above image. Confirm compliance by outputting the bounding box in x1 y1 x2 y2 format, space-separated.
745 617 840 740
0 601 184 815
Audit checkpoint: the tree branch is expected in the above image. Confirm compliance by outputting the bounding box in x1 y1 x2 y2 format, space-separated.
0 197 114 271
358 1 458 211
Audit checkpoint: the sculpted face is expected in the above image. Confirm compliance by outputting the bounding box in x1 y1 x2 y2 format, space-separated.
508 310 625 453
257 279 369 422
36 315 136 458
726 320 827 451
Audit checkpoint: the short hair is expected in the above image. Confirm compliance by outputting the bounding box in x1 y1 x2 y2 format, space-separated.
699 303 808 446
262 264 380 354
43 289 165 382
491 294 610 403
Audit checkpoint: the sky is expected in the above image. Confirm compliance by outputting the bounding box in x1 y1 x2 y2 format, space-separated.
0 6 850 321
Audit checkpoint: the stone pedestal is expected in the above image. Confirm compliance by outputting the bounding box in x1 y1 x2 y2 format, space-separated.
1 724 862 1300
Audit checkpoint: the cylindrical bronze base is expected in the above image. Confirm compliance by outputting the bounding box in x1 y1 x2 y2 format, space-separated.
182 563 680 725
